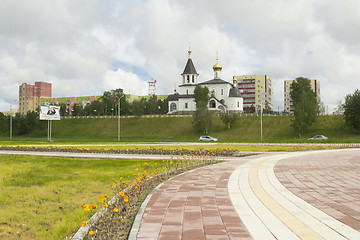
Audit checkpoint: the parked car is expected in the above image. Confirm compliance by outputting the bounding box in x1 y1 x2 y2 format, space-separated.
199 136 218 142
308 135 328 140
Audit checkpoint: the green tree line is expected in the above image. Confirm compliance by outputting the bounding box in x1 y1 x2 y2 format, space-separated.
0 88 168 136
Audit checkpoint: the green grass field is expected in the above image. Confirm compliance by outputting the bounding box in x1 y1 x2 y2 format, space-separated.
0 155 166 240
0 115 358 143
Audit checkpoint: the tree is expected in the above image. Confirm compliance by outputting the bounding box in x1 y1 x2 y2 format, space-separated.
290 77 320 137
343 89 360 132
220 112 238 130
192 85 212 134
334 100 344 129
131 100 145 117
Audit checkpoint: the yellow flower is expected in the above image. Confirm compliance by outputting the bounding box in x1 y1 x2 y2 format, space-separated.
120 192 125 197
83 204 89 209
98 198 104 203
135 168 138 171
103 203 108 208
89 230 94 235
113 208 119 213
124 196 129 202
82 221 87 226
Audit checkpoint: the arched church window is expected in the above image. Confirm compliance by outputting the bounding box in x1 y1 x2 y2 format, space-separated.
209 100 216 108
170 103 177 111
187 76 190 83
192 75 195 83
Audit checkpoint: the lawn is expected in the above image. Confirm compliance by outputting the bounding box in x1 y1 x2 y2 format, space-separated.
0 155 167 239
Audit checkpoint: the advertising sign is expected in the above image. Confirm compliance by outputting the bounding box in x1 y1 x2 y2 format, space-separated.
40 105 61 120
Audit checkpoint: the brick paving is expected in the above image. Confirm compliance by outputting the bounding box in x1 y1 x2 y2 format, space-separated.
136 161 252 240
274 150 360 232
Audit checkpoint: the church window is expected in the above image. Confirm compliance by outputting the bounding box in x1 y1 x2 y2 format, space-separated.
209 100 216 108
221 89 224 95
170 103 177 111
192 75 195 83
187 76 190 83
185 103 188 109
186 90 188 95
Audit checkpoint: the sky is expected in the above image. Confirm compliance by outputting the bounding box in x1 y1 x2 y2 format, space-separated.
1 0 360 113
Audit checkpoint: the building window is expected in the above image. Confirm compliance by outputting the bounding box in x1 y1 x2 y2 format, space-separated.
186 90 188 95
221 89 224 95
170 103 177 111
237 101 239 108
192 75 195 83
187 76 190 83
185 103 188 109
209 100 216 108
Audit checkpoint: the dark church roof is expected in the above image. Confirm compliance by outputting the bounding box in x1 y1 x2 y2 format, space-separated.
182 59 198 75
229 87 242 97
167 93 179 101
200 78 232 85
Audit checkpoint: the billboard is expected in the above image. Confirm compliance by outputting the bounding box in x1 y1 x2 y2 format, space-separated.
40 105 61 120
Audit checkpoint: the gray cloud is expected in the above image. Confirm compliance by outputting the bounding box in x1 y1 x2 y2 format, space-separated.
0 0 359 113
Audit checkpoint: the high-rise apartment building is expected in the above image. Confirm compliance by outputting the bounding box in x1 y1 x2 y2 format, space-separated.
284 79 320 113
18 82 52 115
233 75 273 111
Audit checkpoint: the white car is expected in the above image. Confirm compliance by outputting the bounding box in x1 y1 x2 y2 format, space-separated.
199 136 218 142
308 135 328 140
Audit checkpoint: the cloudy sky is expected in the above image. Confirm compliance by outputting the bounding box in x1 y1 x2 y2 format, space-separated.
1 0 360 113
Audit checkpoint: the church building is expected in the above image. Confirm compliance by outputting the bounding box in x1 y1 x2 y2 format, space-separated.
167 48 243 114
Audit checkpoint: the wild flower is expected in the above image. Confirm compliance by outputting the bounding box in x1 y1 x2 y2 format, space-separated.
82 221 87 226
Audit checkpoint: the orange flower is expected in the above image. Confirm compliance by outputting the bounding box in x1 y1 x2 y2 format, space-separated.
83 204 89 209
113 208 119 213
82 221 87 226
103 203 108 208
104 194 108 198
120 177 123 180
98 198 104 203
89 230 94 235
120 192 125 197
92 204 97 209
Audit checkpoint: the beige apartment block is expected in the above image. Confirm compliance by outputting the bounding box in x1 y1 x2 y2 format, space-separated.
18 82 52 115
233 75 273 111
284 79 320 113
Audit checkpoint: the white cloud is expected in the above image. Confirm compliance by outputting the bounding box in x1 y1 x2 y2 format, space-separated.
1 0 360 114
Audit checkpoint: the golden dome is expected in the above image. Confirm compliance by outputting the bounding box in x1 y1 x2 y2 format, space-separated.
213 58 222 71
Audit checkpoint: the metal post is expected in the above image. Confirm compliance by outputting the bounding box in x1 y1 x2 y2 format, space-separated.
47 120 50 141
10 105 12 140
261 106 263 142
49 120 52 142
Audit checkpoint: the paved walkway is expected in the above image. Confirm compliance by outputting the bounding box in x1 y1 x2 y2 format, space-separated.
132 149 360 239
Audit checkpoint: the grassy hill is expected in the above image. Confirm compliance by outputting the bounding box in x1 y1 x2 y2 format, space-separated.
0 115 359 143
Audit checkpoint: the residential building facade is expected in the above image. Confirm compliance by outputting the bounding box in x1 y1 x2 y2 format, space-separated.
284 79 320 113
233 75 273 112
18 82 52 115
